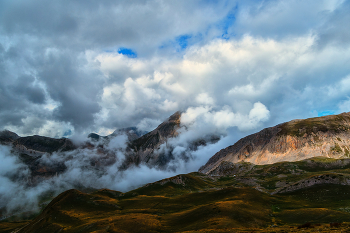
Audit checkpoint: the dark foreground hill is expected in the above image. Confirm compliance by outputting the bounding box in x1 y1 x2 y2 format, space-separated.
3 157 350 232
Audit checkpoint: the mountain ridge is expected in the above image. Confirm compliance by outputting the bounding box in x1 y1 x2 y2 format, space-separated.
200 112 350 174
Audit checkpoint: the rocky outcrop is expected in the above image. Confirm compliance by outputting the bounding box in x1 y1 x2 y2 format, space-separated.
200 112 350 174
145 174 187 187
273 173 350 194
208 161 255 176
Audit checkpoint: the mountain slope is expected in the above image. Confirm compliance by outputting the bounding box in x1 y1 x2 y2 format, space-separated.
6 157 350 232
200 112 350 174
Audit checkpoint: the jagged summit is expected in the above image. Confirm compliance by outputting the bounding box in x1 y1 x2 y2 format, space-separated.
200 112 350 174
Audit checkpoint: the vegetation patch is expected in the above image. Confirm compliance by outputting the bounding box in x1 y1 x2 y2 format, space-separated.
331 143 343 153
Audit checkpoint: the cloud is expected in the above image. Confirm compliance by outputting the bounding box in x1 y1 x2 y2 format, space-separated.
231 0 344 38
136 118 162 132
0 129 227 216
1 0 350 138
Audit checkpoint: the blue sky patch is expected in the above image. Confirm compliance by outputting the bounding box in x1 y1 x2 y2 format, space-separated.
118 47 137 58
159 34 198 53
220 5 237 39
317 110 336 117
176 35 192 50
63 129 72 137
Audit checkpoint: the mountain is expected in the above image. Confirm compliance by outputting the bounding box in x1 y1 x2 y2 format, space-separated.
0 112 198 187
5 157 350 232
0 111 219 180
86 112 184 170
122 111 182 168
4 112 350 232
199 112 350 174
0 132 77 179
84 112 183 170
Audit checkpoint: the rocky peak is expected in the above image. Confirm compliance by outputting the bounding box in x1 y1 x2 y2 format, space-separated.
121 111 182 168
129 111 181 152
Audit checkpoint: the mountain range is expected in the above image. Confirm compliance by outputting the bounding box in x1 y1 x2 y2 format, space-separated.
2 112 350 232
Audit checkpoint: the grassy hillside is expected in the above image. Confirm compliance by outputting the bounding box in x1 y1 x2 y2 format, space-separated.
3 157 350 232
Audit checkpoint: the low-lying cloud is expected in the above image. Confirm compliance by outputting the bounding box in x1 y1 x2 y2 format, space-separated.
0 105 270 217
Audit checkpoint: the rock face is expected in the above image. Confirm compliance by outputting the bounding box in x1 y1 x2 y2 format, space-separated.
200 112 350 174
122 111 182 168
273 173 350 194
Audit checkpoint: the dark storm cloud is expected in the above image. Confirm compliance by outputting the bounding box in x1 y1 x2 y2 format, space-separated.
9 75 46 104
0 38 49 131
37 50 103 129
0 0 236 52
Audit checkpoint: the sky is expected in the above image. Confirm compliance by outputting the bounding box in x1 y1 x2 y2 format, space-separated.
1 0 350 139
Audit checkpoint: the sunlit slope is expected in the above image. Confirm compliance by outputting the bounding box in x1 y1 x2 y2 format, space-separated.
2 157 350 232
200 112 350 174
